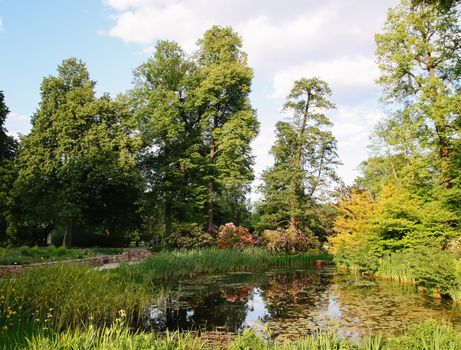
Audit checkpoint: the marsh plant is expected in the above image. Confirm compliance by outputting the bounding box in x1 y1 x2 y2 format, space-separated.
117 248 330 283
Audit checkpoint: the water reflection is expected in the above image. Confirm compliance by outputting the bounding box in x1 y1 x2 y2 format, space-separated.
143 267 461 340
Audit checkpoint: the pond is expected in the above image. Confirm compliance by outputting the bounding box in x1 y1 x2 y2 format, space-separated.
144 266 461 341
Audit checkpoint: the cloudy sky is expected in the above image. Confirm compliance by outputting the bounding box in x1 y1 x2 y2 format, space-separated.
1 0 398 194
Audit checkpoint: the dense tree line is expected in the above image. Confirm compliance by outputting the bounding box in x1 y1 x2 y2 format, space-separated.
2 0 458 254
330 0 461 275
0 26 262 247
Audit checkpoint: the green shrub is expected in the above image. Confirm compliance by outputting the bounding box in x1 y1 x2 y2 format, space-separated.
166 223 215 249
376 248 457 295
55 246 67 257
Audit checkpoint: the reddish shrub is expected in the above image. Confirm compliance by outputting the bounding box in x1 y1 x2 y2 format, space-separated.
262 227 319 253
216 223 256 249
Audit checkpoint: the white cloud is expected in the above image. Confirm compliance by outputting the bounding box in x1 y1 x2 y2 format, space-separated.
103 0 398 186
269 56 380 101
5 112 31 136
331 105 385 183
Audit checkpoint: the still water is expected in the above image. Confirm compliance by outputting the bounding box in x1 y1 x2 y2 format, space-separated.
144 266 461 340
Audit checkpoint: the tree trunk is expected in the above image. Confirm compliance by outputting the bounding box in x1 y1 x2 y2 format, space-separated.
435 123 452 189
63 219 74 248
207 117 218 233
165 200 172 239
207 181 214 233
290 95 310 230
427 55 452 189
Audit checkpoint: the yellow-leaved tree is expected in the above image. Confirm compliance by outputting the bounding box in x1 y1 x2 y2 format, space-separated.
329 189 378 270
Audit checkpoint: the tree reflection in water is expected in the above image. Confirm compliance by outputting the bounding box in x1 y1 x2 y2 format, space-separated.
143 267 461 341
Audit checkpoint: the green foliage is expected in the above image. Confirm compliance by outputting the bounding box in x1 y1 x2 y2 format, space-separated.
4 320 460 350
216 223 256 249
375 0 461 189
376 249 457 294
10 58 142 247
386 320 461 350
257 78 339 240
0 246 122 265
0 91 18 243
133 27 259 237
331 184 459 273
117 248 330 283
166 223 215 249
6 326 204 350
0 264 149 332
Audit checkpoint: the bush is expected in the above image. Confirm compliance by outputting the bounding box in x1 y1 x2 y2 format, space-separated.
377 248 458 295
166 223 215 249
262 227 319 254
216 223 255 249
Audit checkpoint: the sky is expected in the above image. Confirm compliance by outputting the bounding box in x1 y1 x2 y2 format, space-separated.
0 0 399 195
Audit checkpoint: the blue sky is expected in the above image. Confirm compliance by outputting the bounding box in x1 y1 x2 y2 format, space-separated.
1 0 399 191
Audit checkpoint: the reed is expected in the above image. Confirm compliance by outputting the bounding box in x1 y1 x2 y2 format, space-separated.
0 264 150 332
118 248 331 283
3 320 460 350
375 254 416 284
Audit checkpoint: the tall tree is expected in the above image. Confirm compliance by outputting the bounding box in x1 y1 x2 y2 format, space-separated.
258 78 340 232
13 58 140 247
0 91 18 242
193 26 259 232
133 40 205 238
375 0 461 189
411 0 460 10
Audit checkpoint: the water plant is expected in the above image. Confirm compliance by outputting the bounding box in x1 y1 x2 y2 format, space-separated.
0 264 150 332
118 248 331 283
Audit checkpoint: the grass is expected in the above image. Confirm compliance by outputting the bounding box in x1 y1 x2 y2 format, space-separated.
375 254 416 284
117 248 331 283
0 245 123 265
3 321 460 350
0 264 150 344
1 249 460 349
0 248 330 348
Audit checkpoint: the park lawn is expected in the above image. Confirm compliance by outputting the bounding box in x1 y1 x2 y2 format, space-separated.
0 245 123 265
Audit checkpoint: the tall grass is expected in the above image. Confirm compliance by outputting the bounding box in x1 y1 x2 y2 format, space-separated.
375 254 416 284
4 326 376 350
0 264 150 333
17 327 205 350
118 248 331 283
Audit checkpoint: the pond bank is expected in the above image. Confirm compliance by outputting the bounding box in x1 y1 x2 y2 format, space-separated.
0 247 151 277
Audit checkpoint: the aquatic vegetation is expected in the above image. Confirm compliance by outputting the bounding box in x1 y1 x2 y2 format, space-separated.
375 250 458 296
384 320 461 350
8 323 458 350
5 325 205 350
0 264 150 333
118 248 331 283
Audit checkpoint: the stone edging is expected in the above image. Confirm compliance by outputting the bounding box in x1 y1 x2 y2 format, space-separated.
0 249 152 277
